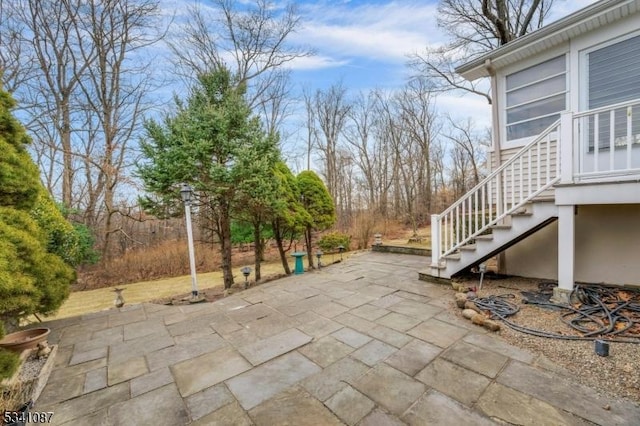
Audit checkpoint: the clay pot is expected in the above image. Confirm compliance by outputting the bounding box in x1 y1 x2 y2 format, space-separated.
0 328 50 353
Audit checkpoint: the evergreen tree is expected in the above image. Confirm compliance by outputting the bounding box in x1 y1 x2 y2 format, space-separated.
234 134 280 281
271 162 311 274
297 171 336 269
138 68 277 289
0 87 75 378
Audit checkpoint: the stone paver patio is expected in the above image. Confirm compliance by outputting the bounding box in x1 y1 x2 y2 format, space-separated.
37 252 640 425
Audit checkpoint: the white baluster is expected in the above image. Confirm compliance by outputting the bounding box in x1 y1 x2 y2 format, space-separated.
594 114 599 172
610 109 615 171
627 106 633 170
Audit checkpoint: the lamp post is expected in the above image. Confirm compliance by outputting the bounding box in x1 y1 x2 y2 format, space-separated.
241 266 252 289
316 250 323 269
337 245 345 261
180 184 199 299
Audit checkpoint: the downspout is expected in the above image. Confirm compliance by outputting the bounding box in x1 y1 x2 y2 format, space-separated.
484 59 507 274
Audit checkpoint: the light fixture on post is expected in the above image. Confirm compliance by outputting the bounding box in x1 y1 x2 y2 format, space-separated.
337 245 345 261
180 183 200 301
241 266 252 289
316 250 323 269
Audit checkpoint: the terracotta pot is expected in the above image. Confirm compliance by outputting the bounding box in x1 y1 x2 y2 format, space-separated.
0 328 50 353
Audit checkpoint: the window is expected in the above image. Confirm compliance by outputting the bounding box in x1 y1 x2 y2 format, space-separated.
505 55 566 141
587 34 640 150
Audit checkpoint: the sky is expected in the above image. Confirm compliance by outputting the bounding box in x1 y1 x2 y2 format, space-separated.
158 0 598 163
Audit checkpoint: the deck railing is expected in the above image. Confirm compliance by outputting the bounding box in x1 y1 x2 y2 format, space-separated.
573 98 640 181
431 99 640 269
431 119 561 266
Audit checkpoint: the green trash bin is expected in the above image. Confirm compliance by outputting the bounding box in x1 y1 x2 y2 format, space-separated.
291 252 306 275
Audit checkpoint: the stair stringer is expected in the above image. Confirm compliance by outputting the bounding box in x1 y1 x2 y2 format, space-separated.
431 201 558 279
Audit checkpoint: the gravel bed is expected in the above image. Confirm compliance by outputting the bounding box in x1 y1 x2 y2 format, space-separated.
18 352 48 383
451 276 640 404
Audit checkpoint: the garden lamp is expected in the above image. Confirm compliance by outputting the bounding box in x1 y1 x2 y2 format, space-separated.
180 184 199 299
241 266 252 289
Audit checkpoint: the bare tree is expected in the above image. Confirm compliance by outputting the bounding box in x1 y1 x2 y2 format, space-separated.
4 0 164 259
430 139 448 211
0 0 33 94
343 91 381 211
73 0 163 257
302 87 319 171
169 0 312 110
7 0 92 206
442 116 489 188
409 0 554 103
311 82 350 205
370 90 401 219
396 79 440 219
334 148 355 228
374 82 440 234
257 69 294 138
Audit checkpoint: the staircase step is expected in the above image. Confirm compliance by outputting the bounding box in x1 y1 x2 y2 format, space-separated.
491 224 511 230
443 253 461 261
475 235 494 241
510 211 533 217
460 244 477 251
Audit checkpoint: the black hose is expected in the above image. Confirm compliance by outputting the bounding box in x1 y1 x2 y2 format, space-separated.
471 284 640 343
472 294 519 318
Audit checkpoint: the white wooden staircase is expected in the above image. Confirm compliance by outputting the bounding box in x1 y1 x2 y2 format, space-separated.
422 119 562 280
423 201 558 279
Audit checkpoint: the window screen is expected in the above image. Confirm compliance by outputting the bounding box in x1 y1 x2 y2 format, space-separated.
505 56 566 141
588 35 640 150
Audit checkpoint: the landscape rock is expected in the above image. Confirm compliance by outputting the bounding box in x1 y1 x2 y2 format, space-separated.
461 309 477 320
482 319 501 332
454 293 468 308
469 313 500 332
464 301 481 312
471 313 486 326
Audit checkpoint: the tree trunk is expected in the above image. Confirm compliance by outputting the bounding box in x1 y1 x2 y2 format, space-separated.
220 205 234 289
61 100 73 207
253 221 262 282
305 226 314 269
273 221 291 274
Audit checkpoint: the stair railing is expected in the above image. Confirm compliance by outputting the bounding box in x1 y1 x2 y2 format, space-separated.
431 118 562 267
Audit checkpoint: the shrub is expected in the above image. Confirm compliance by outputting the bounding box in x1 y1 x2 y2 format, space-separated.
0 208 74 320
30 190 79 264
230 221 274 245
71 222 100 265
0 86 75 327
0 348 20 380
54 203 100 266
318 232 351 253
0 322 19 380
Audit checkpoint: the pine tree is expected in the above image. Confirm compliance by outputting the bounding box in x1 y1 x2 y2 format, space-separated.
138 68 278 289
270 162 311 275
297 171 336 269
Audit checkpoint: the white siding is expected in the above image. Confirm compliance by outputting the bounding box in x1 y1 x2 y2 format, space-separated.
490 139 557 204
504 204 640 286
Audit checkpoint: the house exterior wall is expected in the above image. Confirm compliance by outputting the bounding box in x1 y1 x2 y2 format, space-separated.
504 204 640 286
489 11 640 173
490 142 557 203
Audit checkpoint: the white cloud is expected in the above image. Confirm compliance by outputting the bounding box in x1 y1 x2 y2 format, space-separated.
295 1 441 63
286 55 351 71
437 93 492 129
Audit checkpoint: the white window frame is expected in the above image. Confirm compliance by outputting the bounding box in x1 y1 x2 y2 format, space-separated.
580 29 640 111
501 52 568 148
579 29 640 152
